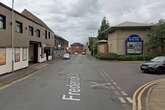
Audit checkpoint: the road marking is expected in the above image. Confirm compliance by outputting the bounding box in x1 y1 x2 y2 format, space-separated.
121 91 128 96
118 97 126 103
114 90 121 96
126 97 133 103
110 86 115 90
117 86 122 90
62 73 80 102
113 82 117 85
62 95 80 101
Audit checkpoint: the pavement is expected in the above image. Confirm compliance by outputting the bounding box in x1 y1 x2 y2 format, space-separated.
139 79 165 110
0 62 49 88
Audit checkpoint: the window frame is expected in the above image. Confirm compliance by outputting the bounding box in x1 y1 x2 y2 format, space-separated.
48 32 51 39
28 26 34 36
0 15 6 29
45 30 47 39
15 21 23 33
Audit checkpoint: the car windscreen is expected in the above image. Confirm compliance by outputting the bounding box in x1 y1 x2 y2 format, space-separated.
151 57 165 62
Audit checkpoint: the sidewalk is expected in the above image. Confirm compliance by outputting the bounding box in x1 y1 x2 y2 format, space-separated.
0 62 49 88
143 79 165 110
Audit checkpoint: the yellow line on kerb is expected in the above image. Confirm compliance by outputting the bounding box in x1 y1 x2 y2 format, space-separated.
0 74 34 91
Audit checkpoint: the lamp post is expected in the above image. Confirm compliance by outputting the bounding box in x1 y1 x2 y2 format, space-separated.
11 0 14 72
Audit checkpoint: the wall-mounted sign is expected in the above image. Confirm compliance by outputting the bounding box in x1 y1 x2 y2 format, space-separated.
126 34 143 55
0 48 6 65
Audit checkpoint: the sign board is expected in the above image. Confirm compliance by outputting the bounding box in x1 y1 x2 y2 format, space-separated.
126 34 143 55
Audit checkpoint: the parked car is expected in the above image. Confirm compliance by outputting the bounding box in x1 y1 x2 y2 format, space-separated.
140 56 165 74
63 53 71 59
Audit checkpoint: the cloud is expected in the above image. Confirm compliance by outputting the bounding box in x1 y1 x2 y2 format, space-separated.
0 0 165 44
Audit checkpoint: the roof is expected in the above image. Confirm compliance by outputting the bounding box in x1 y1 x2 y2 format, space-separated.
109 21 153 33
97 40 108 43
54 34 68 42
71 43 84 46
114 21 152 27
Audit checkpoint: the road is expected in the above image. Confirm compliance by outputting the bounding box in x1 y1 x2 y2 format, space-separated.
0 55 165 110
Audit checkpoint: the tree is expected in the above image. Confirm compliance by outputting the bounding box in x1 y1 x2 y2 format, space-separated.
147 20 165 53
97 17 110 40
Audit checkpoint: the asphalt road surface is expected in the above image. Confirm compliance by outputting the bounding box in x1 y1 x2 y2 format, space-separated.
0 55 165 110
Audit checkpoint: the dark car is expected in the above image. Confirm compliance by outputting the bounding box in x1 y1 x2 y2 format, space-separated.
140 56 165 74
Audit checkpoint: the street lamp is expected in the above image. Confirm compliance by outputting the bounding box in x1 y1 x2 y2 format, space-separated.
11 0 15 72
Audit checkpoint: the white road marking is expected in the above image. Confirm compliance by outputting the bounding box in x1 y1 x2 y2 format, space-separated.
117 86 122 90
62 95 80 101
114 91 121 96
126 97 133 103
121 91 128 96
110 86 115 90
62 73 80 102
113 82 117 85
118 97 126 103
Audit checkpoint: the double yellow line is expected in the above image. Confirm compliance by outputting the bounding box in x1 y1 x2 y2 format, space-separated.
132 78 165 110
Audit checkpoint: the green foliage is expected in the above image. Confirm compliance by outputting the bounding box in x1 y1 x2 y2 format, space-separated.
95 53 157 61
97 17 110 40
147 20 165 53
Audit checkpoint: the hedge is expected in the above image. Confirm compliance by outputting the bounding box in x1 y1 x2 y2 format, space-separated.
95 53 159 61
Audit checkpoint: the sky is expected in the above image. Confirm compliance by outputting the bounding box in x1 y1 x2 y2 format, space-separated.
1 0 165 44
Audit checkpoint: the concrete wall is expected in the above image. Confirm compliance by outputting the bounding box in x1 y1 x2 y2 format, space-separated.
108 29 149 55
97 43 108 55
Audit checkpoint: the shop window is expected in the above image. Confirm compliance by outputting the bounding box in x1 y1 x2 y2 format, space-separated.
15 48 20 62
0 15 6 29
16 21 23 33
28 26 34 36
0 48 6 65
22 48 27 61
36 29 40 37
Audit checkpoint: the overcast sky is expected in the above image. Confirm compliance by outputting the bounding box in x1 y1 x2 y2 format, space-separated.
1 0 165 44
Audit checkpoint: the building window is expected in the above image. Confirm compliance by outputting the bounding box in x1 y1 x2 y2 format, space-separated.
22 48 27 61
36 29 40 37
15 48 20 62
28 26 33 36
16 21 23 33
0 15 6 29
45 30 47 39
48 32 50 39
0 48 6 65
